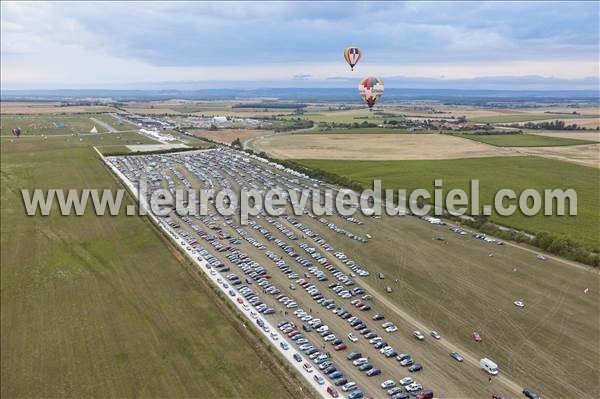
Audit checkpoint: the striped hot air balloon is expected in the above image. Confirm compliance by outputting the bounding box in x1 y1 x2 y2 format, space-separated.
344 47 362 71
358 77 384 110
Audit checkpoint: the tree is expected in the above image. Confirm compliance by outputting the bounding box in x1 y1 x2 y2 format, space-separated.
231 138 242 148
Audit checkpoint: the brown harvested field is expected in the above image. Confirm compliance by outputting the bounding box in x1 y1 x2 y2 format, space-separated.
510 143 600 168
251 133 515 160
190 129 270 144
527 130 600 141
1 102 117 114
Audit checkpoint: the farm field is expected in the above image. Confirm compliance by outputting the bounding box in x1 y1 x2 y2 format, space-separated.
309 127 418 134
512 144 600 169
458 134 597 147
251 133 515 160
527 130 600 141
297 157 600 251
0 133 296 398
190 128 268 144
301 200 600 399
468 114 593 124
0 102 118 114
282 109 389 124
125 101 296 117
1 114 112 136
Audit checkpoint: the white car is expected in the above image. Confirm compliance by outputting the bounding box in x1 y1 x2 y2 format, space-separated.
430 330 441 339
270 332 279 340
406 383 423 392
413 331 425 341
380 380 396 389
348 333 358 342
399 377 413 386
514 300 525 308
352 357 368 366
385 325 398 333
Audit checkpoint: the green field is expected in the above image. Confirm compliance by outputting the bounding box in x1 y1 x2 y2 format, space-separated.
308 127 420 134
458 133 597 147
469 114 588 123
0 134 295 398
283 112 387 124
1 114 111 136
297 157 600 251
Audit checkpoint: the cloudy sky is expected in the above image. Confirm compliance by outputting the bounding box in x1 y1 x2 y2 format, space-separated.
1 1 599 90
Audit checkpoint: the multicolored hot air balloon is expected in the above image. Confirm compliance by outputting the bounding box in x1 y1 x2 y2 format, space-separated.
12 127 22 137
344 47 362 71
358 77 384 110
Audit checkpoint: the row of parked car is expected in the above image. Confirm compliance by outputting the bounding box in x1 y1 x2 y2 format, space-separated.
278 320 365 399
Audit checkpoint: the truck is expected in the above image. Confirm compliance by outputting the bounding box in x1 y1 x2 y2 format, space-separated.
480 358 499 375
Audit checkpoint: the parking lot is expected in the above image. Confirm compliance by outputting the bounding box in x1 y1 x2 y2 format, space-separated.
106 148 589 399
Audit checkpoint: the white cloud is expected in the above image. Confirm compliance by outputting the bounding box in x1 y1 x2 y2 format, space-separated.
1 1 598 89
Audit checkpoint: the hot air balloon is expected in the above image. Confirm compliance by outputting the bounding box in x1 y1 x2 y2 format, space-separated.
358 77 384 110
344 47 362 71
12 127 22 137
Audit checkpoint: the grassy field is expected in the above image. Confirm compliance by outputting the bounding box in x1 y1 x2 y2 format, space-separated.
458 134 597 147
469 114 588 123
0 102 118 115
297 157 600 251
309 128 420 134
302 202 600 398
283 111 387 124
1 114 111 136
252 133 513 160
0 134 295 398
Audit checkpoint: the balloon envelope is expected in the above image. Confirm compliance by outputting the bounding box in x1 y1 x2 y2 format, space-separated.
358 77 384 109
344 47 362 70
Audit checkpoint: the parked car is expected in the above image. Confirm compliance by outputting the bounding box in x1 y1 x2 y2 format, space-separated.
416 390 434 399
366 368 381 377
522 389 540 399
408 363 423 372
303 362 313 373
293 353 302 362
313 375 325 385
399 377 413 386
380 380 396 389
450 352 464 362
348 390 364 399
413 331 425 341
327 386 339 398
472 331 482 342
430 331 441 339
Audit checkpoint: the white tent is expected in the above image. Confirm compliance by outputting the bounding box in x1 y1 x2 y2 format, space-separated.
90 126 98 133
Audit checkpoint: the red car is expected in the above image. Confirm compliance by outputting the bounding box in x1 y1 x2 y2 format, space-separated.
472 332 482 342
236 297 243 304
327 386 339 398
334 343 347 351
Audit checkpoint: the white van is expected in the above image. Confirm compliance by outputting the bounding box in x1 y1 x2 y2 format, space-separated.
480 358 499 375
